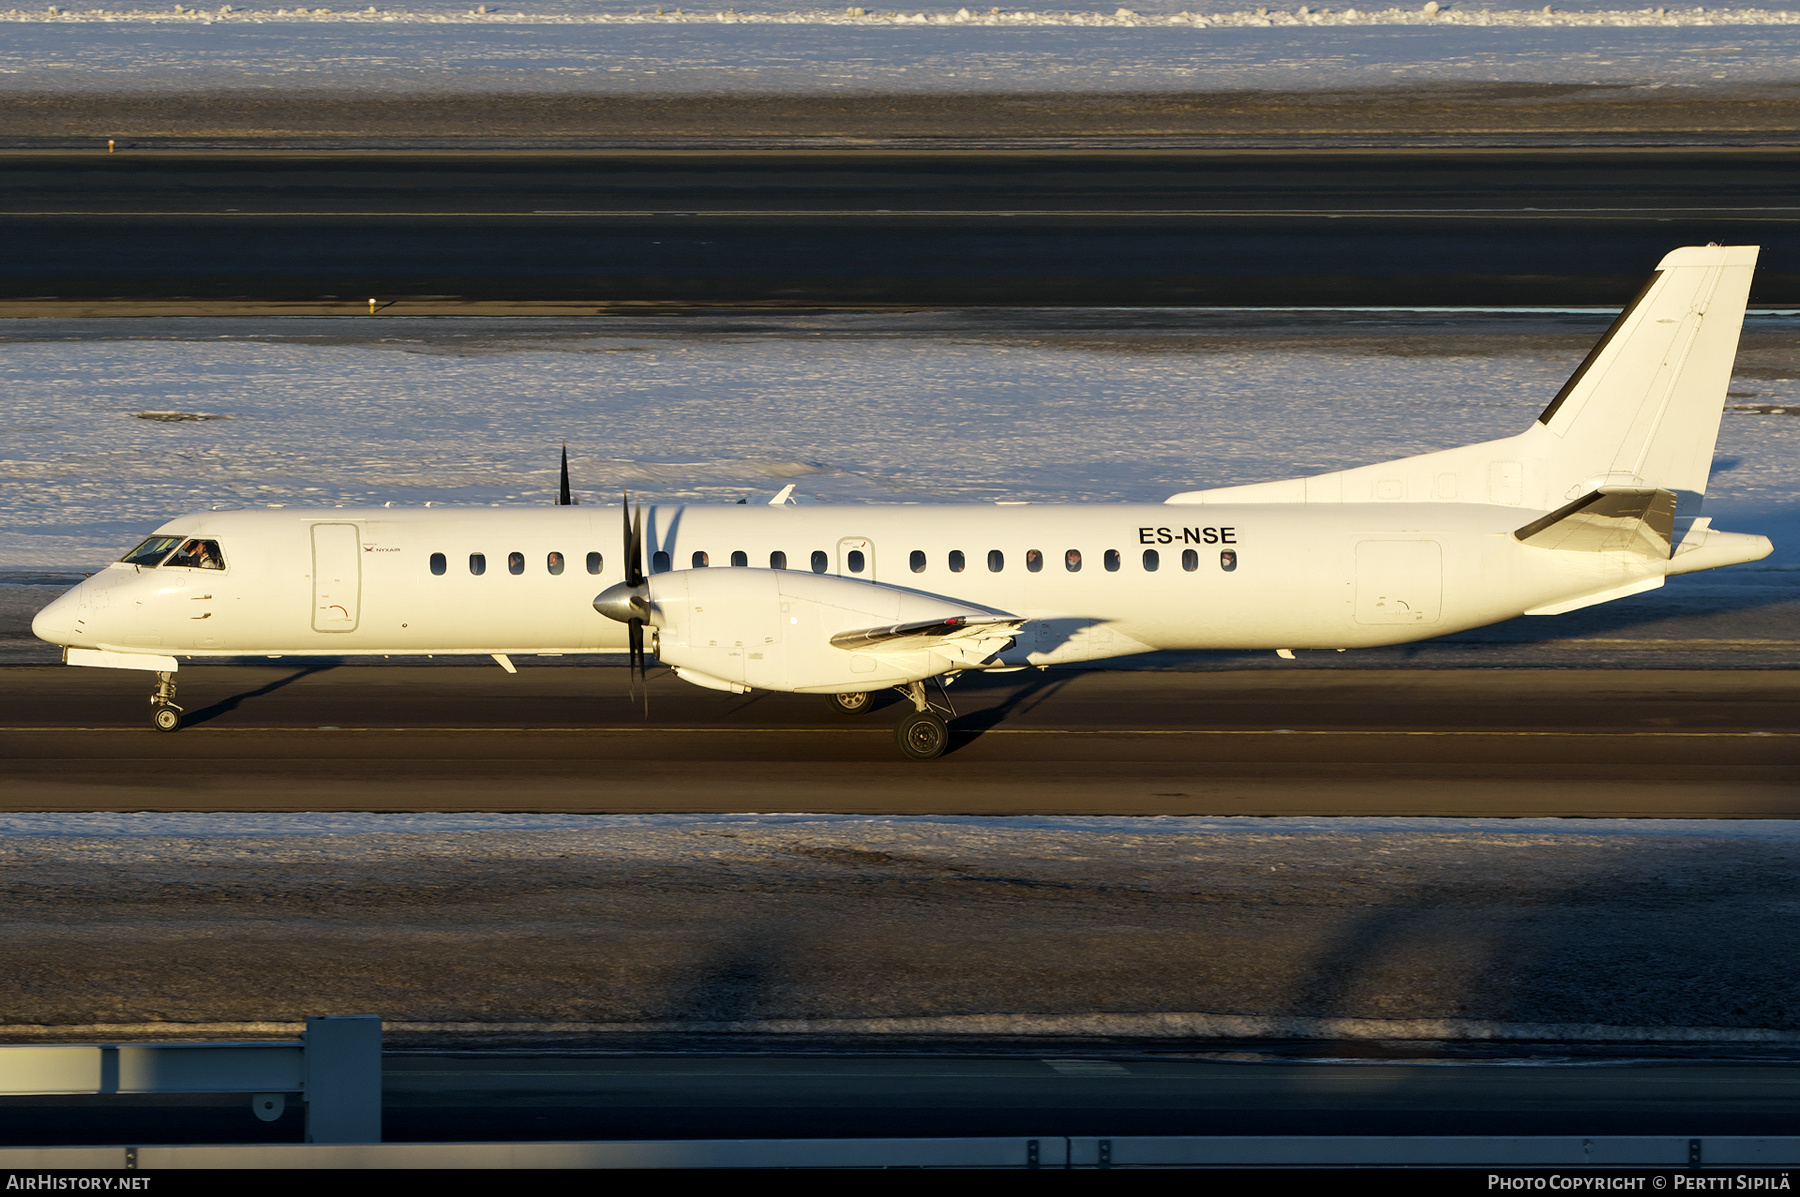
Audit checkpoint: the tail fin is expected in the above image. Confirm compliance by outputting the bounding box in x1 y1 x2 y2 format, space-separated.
1532 244 1757 515
1166 245 1758 513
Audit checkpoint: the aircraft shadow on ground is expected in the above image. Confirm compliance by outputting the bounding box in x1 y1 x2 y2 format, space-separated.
1264 832 1800 1077
181 663 337 727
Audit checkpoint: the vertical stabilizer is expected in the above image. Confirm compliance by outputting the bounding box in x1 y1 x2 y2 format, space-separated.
1166 245 1759 513
1533 244 1757 514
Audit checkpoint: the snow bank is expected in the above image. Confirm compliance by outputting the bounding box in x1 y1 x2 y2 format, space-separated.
2 13 1799 94
6 5 1800 27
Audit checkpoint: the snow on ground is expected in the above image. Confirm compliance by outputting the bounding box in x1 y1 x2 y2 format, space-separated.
6 811 1800 840
6 806 1800 1036
1 13 1799 95
4 313 1798 574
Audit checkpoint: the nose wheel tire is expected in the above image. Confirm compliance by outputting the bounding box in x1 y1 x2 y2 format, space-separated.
829 691 873 715
895 710 949 761
151 706 182 733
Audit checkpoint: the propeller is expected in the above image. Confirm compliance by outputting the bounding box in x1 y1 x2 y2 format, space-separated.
625 495 647 714
592 492 650 717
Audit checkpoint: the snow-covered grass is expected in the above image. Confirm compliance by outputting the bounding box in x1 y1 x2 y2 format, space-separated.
7 5 1800 25
7 811 1800 838
4 313 1798 573
1 17 1797 94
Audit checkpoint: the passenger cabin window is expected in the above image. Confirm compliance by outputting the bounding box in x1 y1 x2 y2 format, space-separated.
508 551 525 576
731 550 748 567
164 539 225 570
547 552 565 575
692 551 709 568
1104 549 1120 573
949 550 965 573
1026 549 1042 573
470 553 486 576
810 550 828 574
1182 548 1199 572
653 551 670 573
120 536 182 567
1065 549 1082 572
1221 550 1239 572
910 550 926 574
847 550 866 574
586 551 603 575
430 552 446 576
1143 548 1159 572
987 549 1004 573
770 550 787 570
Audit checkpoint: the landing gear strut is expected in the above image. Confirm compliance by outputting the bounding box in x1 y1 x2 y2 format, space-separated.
150 671 183 732
892 677 955 762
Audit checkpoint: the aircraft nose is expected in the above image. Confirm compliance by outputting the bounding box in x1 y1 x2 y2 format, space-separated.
30 588 81 647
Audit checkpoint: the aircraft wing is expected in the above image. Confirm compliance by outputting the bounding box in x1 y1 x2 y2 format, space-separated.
1513 487 1677 558
829 614 1026 653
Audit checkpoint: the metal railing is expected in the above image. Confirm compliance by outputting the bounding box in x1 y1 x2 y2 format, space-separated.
0 1015 379 1144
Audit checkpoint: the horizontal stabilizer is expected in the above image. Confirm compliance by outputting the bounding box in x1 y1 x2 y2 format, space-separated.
1513 487 1676 558
830 614 1025 652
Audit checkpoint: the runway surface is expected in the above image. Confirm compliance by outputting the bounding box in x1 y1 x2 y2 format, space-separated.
6 664 1798 814
7 1053 1800 1144
3 148 1797 307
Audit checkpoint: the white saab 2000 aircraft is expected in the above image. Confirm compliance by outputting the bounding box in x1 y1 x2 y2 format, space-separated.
32 245 1774 759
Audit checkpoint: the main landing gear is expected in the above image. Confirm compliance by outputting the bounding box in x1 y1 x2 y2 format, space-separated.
827 691 873 715
893 678 956 762
150 671 183 733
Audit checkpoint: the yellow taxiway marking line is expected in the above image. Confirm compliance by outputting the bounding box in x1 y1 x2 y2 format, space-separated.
3 728 1797 737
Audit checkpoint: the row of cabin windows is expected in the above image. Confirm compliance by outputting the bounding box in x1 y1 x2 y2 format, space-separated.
429 550 605 576
909 548 1235 573
430 547 1240 577
657 549 1235 573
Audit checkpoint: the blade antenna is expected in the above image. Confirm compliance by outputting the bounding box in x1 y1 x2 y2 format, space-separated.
558 444 573 506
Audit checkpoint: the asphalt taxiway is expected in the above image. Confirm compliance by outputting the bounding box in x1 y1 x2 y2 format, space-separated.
5 664 1797 814
2 148 1797 308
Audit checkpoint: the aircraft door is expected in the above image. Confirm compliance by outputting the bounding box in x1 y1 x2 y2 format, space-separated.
837 537 875 580
311 523 362 632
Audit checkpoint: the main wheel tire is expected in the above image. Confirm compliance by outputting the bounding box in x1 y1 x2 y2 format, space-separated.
895 710 949 761
828 691 873 715
151 706 181 733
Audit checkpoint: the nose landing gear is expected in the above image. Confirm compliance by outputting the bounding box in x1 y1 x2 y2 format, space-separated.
150 671 184 732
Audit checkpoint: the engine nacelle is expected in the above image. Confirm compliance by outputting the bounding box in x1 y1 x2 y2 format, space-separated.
632 568 1017 694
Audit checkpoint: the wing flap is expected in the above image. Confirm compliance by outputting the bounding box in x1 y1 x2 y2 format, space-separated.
830 614 1025 653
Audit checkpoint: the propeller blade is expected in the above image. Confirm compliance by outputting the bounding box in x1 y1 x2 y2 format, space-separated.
626 498 646 588
628 618 647 719
558 444 572 506
620 492 648 716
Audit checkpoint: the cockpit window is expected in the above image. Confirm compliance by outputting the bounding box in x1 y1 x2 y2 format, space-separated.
120 536 183 567
163 538 226 570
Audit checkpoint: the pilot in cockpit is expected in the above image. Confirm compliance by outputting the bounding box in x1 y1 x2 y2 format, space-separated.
163 539 226 570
